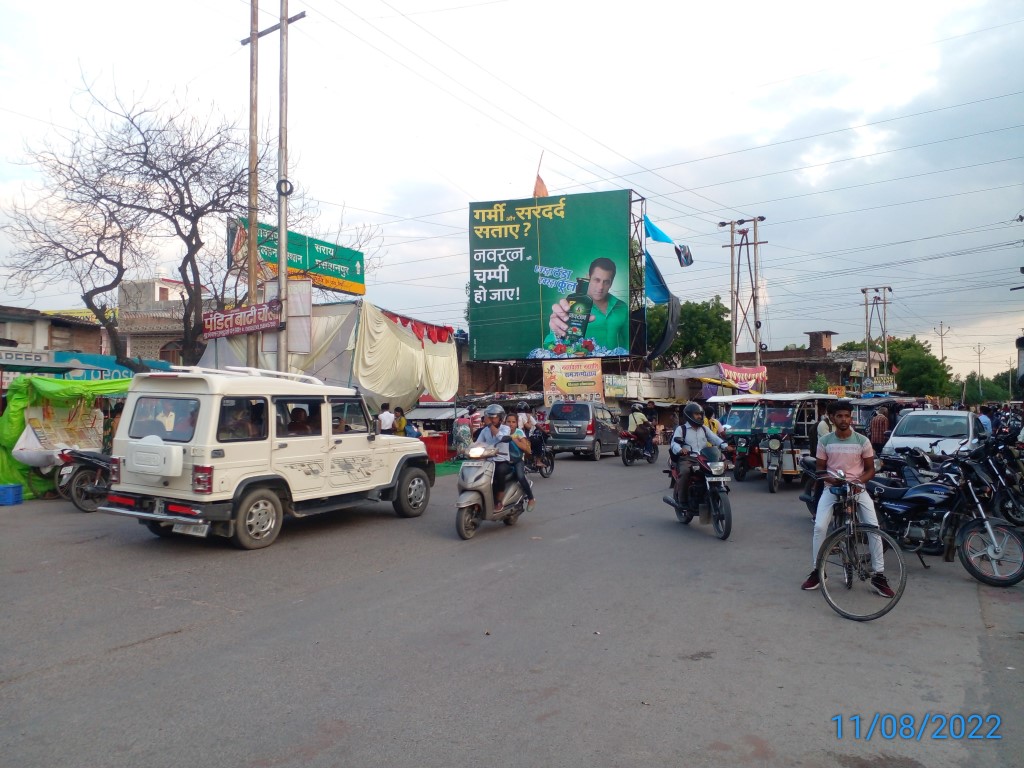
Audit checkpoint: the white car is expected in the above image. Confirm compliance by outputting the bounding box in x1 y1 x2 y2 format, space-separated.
98 366 434 549
880 409 989 457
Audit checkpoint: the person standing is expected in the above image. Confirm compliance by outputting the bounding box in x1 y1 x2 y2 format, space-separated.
979 405 993 434
378 403 395 435
869 406 889 454
802 400 894 598
393 407 408 436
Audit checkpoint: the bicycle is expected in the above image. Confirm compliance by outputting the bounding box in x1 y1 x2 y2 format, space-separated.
815 470 907 622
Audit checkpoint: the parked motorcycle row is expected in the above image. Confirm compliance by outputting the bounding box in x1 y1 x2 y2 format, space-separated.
799 428 1024 588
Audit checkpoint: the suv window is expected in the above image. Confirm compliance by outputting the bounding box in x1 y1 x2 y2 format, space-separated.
274 398 324 437
217 397 268 442
130 396 200 442
550 403 590 421
330 397 369 433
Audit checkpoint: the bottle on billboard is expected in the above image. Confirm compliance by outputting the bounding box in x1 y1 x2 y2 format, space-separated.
563 279 592 345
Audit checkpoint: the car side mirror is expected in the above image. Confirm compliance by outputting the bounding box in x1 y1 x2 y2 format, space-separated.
369 416 381 441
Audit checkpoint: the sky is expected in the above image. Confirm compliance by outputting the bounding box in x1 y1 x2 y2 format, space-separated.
1 0 1022 380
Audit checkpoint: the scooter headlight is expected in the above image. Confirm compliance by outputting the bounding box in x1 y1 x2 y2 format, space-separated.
468 445 486 458
737 438 747 448
709 462 725 475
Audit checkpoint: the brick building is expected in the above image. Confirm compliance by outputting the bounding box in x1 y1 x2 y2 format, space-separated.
737 330 885 392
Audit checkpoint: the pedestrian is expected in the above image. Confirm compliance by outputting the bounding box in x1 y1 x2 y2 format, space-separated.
869 406 889 454
378 403 395 435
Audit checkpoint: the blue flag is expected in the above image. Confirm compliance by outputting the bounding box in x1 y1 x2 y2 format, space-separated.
644 214 693 267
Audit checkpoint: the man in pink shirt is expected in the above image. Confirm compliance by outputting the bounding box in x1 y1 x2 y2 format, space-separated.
801 400 895 598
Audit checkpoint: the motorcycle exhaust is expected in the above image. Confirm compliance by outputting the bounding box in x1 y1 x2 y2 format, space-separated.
662 495 679 510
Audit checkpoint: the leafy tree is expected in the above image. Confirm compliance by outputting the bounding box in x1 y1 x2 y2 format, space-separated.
895 349 950 397
647 296 730 370
808 373 830 393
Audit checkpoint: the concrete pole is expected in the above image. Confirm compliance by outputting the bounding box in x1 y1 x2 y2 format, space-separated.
246 0 259 367
276 0 290 372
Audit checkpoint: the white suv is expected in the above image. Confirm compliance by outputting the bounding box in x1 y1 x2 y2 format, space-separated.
99 367 434 549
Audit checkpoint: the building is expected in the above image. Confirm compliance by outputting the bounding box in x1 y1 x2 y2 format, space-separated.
736 330 887 393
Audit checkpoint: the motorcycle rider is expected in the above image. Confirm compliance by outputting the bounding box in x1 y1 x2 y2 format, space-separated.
475 404 513 512
517 401 543 469
669 402 725 505
628 402 652 458
802 399 895 598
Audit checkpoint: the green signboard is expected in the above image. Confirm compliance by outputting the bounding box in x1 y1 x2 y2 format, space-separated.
231 218 365 295
467 190 630 361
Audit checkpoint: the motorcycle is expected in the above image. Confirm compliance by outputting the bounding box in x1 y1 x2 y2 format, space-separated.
619 430 658 466
866 448 1024 587
662 443 732 540
455 441 533 540
976 431 1024 527
523 426 555 478
61 449 114 513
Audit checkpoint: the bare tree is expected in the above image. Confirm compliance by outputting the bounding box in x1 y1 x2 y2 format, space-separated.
3 88 280 366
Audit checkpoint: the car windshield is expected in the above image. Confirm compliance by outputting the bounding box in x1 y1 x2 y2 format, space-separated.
549 403 590 421
892 414 968 439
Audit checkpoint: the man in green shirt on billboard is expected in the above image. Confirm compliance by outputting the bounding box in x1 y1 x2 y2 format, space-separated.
546 257 628 353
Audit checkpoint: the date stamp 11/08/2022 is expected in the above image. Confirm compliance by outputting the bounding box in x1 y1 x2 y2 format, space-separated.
833 714 1002 741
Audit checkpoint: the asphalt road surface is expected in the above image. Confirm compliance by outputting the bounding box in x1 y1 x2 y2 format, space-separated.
1 454 1021 768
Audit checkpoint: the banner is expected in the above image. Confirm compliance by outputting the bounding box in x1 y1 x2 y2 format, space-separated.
828 386 847 397
871 374 896 392
203 301 281 340
542 359 604 407
468 190 630 361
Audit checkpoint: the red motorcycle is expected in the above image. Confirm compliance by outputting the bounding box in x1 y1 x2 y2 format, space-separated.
662 444 733 540
619 430 658 466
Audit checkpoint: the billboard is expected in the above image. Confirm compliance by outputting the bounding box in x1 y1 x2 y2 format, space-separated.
468 190 630 361
228 218 365 295
542 359 605 407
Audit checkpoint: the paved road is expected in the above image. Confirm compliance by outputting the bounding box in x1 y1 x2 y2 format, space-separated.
1 456 1020 768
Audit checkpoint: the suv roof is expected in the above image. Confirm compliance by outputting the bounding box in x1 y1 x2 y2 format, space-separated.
133 366 358 397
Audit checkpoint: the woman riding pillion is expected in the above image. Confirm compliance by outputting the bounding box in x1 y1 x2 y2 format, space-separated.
505 412 537 513
669 403 726 505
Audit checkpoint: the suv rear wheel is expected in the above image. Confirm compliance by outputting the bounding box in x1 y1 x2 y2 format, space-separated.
393 467 430 517
231 489 284 550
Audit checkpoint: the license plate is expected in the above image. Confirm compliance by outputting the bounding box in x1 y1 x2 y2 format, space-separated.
59 465 75 478
708 477 730 482
618 439 628 446
553 426 572 433
172 523 210 537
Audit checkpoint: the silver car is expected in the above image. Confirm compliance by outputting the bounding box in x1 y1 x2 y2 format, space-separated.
881 409 989 456
545 401 621 460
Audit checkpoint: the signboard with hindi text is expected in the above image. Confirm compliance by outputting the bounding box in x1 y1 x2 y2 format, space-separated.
468 190 630 361
542 359 605 407
229 218 365 295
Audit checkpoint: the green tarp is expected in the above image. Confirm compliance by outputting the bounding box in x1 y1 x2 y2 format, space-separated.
0 376 132 500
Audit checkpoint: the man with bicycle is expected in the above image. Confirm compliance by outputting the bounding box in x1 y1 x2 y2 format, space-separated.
802 399 895 598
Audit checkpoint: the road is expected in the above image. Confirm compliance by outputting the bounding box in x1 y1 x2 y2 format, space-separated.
1 455 1021 768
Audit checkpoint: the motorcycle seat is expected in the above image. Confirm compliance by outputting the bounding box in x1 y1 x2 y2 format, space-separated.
68 450 111 462
866 478 908 500
799 456 817 472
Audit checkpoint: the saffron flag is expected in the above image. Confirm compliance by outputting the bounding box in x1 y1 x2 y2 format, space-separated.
533 174 549 198
643 214 693 267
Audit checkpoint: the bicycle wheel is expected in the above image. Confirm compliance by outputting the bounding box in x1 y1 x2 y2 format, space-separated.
817 525 906 622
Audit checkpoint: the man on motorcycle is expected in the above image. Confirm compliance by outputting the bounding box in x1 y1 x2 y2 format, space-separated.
669 403 725 504
517 401 543 469
628 402 653 458
475 404 514 512
802 399 895 598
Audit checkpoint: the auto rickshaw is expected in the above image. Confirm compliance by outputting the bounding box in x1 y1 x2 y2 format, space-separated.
711 394 762 481
755 393 837 493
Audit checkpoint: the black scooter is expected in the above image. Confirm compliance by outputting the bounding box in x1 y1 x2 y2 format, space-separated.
62 449 114 513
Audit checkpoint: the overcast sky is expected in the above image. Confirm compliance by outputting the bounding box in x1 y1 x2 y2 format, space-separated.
1 0 1022 378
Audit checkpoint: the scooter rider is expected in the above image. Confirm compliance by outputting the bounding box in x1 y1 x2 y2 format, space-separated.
669 402 725 504
475 404 514 511
517 401 543 469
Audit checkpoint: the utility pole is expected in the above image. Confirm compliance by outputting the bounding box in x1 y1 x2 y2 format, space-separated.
1008 358 1015 398
860 286 891 386
241 4 306 372
973 343 986 400
933 321 951 362
720 216 767 366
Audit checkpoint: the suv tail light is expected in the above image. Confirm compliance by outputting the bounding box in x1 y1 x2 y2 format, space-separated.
110 457 121 484
586 418 595 435
193 465 213 494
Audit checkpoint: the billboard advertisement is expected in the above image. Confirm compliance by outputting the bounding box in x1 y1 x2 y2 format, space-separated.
542 359 605 407
468 190 630 361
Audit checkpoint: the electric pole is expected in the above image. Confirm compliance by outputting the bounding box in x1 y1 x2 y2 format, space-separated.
860 286 891 387
933 321 950 362
720 216 767 366
973 343 986 400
